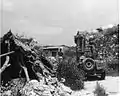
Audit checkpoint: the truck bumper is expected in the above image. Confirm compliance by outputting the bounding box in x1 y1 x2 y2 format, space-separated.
85 69 105 77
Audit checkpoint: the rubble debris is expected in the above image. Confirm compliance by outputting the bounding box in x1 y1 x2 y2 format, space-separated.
0 78 26 96
0 30 85 96
19 76 72 96
0 74 73 96
0 30 73 96
20 80 52 96
0 30 55 84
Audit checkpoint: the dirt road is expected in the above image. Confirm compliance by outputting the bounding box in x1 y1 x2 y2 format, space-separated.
71 76 119 96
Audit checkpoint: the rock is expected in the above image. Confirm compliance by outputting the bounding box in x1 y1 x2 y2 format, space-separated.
20 80 53 96
59 83 72 94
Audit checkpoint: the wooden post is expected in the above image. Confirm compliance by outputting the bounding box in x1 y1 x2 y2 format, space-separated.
21 66 30 82
0 56 11 74
0 51 15 58
19 52 30 82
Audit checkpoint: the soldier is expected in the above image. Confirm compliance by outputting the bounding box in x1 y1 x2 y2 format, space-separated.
58 48 63 63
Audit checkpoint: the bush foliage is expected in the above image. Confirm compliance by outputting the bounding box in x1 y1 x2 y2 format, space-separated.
56 57 84 90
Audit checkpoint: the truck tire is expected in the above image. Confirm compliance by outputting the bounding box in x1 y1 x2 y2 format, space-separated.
100 71 105 80
83 58 95 71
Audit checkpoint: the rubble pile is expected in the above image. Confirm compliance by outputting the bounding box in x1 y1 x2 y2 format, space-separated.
0 76 72 96
20 78 72 96
0 30 72 96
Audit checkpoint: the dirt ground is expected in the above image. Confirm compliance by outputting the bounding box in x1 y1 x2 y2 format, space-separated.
0 76 119 96
71 76 119 96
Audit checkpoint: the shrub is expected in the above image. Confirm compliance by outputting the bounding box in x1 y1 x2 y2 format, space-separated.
94 82 108 96
56 57 84 90
64 48 76 58
105 59 119 76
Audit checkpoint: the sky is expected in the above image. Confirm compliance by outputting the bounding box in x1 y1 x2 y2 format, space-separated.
0 0 118 45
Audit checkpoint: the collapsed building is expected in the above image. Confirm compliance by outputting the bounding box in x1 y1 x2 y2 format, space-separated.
0 30 73 96
0 30 56 83
0 30 74 96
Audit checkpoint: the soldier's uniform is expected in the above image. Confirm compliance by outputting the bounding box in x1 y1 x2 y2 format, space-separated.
58 49 63 63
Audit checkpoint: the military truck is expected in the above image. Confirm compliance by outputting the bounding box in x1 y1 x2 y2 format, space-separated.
74 31 106 80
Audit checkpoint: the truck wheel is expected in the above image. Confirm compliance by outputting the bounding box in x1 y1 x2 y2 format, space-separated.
100 71 105 80
83 58 95 71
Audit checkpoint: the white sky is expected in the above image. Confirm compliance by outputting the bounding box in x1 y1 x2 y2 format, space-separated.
0 0 118 45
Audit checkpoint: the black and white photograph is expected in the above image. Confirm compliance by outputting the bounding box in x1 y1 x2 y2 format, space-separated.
0 0 119 96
